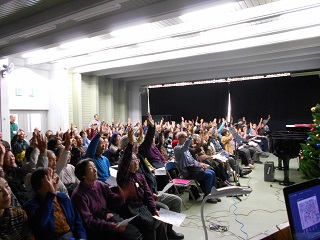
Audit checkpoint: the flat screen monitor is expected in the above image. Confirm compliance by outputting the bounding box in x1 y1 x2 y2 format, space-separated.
283 178 320 240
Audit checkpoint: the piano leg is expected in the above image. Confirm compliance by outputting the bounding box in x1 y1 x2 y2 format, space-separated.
278 156 295 186
276 157 284 170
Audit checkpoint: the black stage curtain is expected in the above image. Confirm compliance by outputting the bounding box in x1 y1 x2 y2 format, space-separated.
149 75 320 130
149 83 229 122
230 75 320 131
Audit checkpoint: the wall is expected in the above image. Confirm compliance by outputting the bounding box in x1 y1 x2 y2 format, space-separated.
127 83 141 124
0 58 9 139
48 68 70 132
8 66 50 110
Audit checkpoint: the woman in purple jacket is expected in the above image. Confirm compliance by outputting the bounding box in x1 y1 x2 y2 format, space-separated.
117 127 168 240
72 158 142 240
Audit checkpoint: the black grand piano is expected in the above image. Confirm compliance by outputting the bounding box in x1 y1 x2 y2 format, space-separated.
268 125 310 186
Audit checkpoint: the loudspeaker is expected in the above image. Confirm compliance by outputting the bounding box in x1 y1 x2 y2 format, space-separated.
264 161 275 182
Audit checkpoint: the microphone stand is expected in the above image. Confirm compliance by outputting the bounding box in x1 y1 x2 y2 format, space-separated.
201 186 253 240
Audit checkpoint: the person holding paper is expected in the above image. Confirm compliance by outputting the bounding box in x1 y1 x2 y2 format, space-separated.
117 127 168 240
120 113 184 239
71 158 142 240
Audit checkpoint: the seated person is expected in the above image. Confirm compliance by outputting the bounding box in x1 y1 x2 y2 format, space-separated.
207 127 251 177
11 129 29 167
85 121 111 182
173 131 219 204
23 167 86 240
70 136 86 167
2 150 28 205
0 176 33 240
120 123 184 240
103 132 121 166
72 158 142 240
24 132 70 200
117 127 168 240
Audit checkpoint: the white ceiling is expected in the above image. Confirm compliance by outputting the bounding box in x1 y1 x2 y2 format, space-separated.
1 0 320 84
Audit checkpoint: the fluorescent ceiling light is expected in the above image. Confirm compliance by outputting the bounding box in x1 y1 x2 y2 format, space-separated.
180 2 237 22
110 23 155 37
73 25 320 73
25 0 320 66
59 9 320 69
60 38 92 49
22 49 45 58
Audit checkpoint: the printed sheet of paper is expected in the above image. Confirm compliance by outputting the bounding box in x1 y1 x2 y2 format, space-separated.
153 208 186 227
106 166 118 187
158 182 174 196
116 214 139 228
155 167 166 176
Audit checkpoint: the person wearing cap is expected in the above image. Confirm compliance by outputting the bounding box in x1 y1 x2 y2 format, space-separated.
119 113 184 240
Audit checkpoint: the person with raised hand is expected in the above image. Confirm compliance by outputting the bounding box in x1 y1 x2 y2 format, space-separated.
23 167 86 240
85 121 111 183
117 126 168 240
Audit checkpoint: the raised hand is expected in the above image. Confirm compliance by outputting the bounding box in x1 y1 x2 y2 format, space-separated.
99 121 108 135
128 127 134 145
42 168 58 194
147 113 155 127
37 134 47 154
64 130 71 151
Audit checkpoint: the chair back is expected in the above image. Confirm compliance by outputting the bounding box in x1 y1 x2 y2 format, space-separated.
165 161 176 171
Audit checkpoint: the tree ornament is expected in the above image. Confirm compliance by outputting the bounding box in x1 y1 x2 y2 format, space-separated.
317 143 320 148
316 126 320 130
307 137 312 141
311 128 315 132
316 134 320 138
313 119 317 123
302 149 307 153
307 143 310 146
311 107 316 112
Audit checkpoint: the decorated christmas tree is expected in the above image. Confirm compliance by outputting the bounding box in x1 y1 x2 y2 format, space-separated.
300 103 320 179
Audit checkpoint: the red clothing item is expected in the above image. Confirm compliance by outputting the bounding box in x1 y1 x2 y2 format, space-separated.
172 139 179 149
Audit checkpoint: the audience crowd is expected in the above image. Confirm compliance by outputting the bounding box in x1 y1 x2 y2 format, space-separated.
0 113 270 239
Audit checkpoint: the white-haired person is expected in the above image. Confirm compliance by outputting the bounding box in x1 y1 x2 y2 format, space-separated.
174 131 219 203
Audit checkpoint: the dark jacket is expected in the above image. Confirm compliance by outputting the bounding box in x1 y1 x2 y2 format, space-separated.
23 192 86 240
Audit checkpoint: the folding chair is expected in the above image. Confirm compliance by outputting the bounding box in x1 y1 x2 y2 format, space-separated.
165 161 201 209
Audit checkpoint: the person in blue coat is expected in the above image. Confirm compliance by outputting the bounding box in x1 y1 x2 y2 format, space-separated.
85 121 111 182
23 167 86 240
